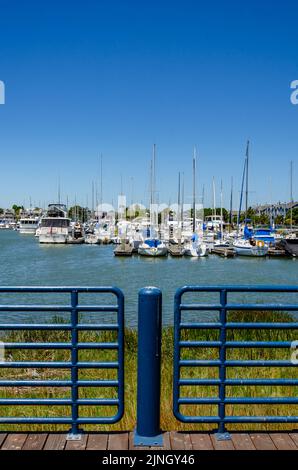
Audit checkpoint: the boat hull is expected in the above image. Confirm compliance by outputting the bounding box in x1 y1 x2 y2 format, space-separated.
138 246 168 257
39 233 68 244
234 245 268 257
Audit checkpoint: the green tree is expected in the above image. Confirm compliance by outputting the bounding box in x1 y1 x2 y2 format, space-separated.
68 205 88 222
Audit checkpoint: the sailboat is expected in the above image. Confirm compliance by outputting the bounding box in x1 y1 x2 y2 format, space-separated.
138 145 168 257
184 147 208 257
233 141 268 257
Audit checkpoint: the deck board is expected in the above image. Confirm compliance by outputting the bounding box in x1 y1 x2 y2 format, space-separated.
0 432 297 450
44 433 67 450
231 433 256 451
1 433 28 450
108 433 129 450
269 433 298 451
250 433 277 450
87 434 109 450
22 433 47 450
190 433 214 450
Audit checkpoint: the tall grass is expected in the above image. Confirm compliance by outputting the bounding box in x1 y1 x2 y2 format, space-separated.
0 310 297 432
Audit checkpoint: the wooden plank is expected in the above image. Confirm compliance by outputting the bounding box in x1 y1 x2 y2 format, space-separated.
1 434 28 450
289 433 298 448
87 434 108 450
231 433 256 451
108 433 129 450
211 434 235 450
0 434 7 449
170 432 192 450
250 433 276 450
44 434 67 451
190 433 214 450
22 434 47 451
269 433 298 451
65 434 88 450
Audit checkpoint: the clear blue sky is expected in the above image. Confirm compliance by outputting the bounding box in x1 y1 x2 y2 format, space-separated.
0 0 297 210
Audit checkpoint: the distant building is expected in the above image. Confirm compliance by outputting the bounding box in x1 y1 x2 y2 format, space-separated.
254 201 298 218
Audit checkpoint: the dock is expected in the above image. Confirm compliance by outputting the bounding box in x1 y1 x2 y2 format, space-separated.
114 242 134 256
0 432 297 450
210 246 236 257
168 244 184 256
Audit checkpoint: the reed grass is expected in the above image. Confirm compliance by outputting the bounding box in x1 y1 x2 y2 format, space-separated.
0 310 297 432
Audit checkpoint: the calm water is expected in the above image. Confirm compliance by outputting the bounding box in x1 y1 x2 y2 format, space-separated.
0 230 297 326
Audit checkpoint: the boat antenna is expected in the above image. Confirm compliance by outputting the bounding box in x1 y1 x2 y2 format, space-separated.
192 147 197 233
220 179 223 239
212 177 216 219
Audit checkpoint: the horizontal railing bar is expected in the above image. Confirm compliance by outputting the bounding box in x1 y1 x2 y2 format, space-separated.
179 341 293 348
0 380 119 387
224 416 298 423
179 378 298 386
0 324 119 331
225 360 296 367
0 398 119 406
179 360 221 367
3 342 119 350
180 323 221 330
179 379 221 386
177 285 298 293
0 286 124 294
0 361 119 368
226 379 298 386
0 305 118 312
179 397 298 405
179 341 221 348
180 304 221 311
180 303 298 312
0 399 72 405
179 398 220 404
227 323 298 329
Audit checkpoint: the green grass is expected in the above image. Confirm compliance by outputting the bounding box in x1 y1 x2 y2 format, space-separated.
0 310 297 432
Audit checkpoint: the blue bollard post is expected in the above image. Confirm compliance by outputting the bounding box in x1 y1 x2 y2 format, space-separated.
134 287 163 447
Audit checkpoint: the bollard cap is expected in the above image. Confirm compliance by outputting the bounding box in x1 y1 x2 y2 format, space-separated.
139 286 162 297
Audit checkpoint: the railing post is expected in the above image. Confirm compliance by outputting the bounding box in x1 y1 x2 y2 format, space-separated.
215 288 231 440
67 289 82 440
134 287 163 447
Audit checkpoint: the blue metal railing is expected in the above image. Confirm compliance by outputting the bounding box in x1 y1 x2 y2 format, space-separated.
0 287 124 434
173 285 298 437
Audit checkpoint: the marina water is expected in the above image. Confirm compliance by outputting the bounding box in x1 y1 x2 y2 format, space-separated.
0 230 297 326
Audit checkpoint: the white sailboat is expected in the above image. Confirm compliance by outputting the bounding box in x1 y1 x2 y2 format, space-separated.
184 147 207 258
138 144 168 257
233 141 268 257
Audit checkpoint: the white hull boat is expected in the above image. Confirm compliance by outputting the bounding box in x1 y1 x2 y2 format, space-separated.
233 239 268 257
138 239 168 257
184 241 208 257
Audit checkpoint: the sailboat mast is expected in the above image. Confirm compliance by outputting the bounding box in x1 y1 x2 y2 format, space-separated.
212 177 216 219
290 160 293 230
181 172 184 230
245 140 249 224
229 177 233 225
220 179 223 237
177 172 181 225
192 147 196 233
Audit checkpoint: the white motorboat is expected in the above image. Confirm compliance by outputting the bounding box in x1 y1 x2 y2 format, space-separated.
184 239 208 257
138 239 168 257
19 217 40 234
233 238 268 257
39 204 71 244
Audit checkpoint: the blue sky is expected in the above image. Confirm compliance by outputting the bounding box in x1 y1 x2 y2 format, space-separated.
0 0 297 210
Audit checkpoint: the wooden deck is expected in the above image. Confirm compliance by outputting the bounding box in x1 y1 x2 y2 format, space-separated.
0 432 297 450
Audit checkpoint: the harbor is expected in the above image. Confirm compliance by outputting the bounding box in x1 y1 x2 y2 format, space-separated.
0 229 297 326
